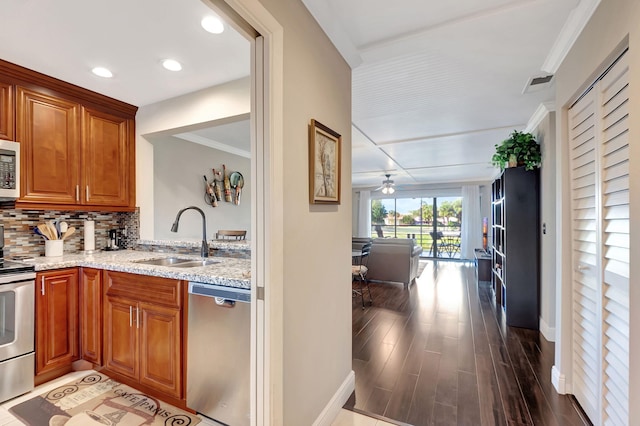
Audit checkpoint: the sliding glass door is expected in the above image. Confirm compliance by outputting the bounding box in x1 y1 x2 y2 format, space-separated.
371 196 463 259
433 197 462 258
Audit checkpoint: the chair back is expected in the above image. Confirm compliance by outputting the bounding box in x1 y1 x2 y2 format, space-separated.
430 231 443 239
216 230 247 240
359 241 372 267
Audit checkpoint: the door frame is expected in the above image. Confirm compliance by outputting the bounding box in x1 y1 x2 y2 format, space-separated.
202 1 284 425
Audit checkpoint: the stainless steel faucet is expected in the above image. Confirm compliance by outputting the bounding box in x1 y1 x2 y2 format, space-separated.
170 206 209 257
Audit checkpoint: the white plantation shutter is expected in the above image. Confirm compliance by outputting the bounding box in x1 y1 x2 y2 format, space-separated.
599 54 629 426
569 88 600 422
568 51 629 425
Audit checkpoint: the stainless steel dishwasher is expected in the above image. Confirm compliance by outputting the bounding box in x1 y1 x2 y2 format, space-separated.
186 282 251 425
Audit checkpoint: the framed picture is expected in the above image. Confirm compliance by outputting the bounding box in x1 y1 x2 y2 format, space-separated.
309 119 341 204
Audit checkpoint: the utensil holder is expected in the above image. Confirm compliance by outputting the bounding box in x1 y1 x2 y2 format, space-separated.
45 240 63 257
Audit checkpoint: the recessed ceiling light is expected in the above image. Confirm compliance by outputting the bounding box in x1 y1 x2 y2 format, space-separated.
201 16 224 34
91 67 113 78
162 59 182 71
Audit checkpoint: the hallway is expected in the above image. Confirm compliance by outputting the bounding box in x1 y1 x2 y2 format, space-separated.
347 261 590 425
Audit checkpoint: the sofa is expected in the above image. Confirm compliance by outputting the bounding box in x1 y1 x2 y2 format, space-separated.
352 237 373 252
365 238 423 287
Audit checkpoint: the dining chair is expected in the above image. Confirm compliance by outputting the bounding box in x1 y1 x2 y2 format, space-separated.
216 230 247 240
352 241 372 309
428 231 443 256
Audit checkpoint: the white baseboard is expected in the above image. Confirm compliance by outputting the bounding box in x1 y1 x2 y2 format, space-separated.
539 317 556 342
552 365 567 394
312 370 355 426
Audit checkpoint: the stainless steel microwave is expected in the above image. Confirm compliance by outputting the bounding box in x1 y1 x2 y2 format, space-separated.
0 140 20 200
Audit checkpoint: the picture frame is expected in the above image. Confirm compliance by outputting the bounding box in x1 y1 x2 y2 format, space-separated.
309 119 341 204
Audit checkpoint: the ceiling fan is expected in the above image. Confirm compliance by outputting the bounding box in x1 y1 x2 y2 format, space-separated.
374 174 395 194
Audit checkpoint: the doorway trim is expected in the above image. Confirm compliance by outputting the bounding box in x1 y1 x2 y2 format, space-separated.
201 1 285 425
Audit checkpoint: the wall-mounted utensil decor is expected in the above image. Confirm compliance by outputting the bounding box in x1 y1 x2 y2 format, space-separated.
229 172 244 205
203 175 218 207
212 168 222 201
223 164 232 202
205 166 244 206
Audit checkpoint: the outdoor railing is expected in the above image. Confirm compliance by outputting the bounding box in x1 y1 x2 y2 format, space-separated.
371 224 461 258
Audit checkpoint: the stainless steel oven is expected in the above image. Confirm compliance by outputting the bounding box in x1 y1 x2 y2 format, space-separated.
0 224 36 403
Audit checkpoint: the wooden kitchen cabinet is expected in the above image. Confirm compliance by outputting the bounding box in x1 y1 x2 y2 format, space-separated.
0 59 137 211
79 268 102 365
103 271 184 401
0 81 13 140
83 107 134 207
17 87 81 205
16 86 135 209
104 295 139 378
35 268 79 385
139 302 182 396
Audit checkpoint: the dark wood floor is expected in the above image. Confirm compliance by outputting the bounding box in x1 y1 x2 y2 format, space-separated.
347 260 591 426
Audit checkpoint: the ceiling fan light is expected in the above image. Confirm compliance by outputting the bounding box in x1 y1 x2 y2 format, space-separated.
381 183 395 195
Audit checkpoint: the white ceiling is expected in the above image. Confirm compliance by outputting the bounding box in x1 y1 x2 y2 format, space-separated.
304 0 596 189
0 0 598 191
0 0 250 107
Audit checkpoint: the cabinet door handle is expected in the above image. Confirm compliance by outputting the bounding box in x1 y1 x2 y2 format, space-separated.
41 276 45 296
129 305 133 327
136 307 140 329
86 185 89 202
75 185 80 202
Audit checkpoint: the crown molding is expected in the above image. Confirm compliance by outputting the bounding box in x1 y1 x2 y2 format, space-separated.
525 102 556 133
301 0 362 68
173 132 251 158
541 0 601 73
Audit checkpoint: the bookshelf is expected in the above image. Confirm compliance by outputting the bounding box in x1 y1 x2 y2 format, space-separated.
491 167 540 329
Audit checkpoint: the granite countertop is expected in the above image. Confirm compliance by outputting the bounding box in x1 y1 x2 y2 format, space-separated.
137 239 250 251
23 250 251 289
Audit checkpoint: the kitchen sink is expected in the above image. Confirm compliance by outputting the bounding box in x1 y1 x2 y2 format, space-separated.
133 257 193 266
170 259 219 268
133 257 218 268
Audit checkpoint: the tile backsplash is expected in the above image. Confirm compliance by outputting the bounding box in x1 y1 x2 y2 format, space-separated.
1 207 139 257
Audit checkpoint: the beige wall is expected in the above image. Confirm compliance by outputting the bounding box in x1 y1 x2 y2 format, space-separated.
533 111 556 341
151 137 251 241
254 0 352 424
554 0 640 418
136 78 251 239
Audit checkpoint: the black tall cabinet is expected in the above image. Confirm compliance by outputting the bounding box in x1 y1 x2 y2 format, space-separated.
491 167 540 329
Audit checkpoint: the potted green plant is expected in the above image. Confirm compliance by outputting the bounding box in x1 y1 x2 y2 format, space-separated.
491 130 541 171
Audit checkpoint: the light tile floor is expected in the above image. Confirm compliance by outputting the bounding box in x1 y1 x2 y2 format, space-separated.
331 409 397 426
